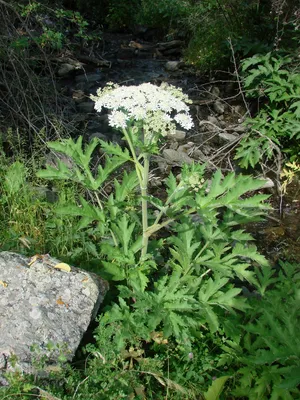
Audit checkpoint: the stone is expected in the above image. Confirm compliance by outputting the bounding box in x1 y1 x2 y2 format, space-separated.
210 86 220 98
58 63 77 77
163 148 193 165
88 132 109 142
167 130 186 141
213 100 225 114
0 252 108 375
207 115 222 127
218 132 239 143
233 124 248 133
164 61 183 72
200 116 222 132
72 90 86 104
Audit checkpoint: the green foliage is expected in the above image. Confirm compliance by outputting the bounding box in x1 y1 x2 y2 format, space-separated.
137 0 190 30
235 52 300 168
224 261 300 399
105 0 140 29
0 131 298 398
104 0 190 32
0 141 93 260
185 0 273 71
204 376 231 400
33 134 272 398
0 159 48 252
13 2 99 51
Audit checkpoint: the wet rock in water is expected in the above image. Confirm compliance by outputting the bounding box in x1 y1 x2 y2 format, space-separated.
75 73 103 84
75 73 103 90
157 40 184 50
76 101 95 113
213 100 225 115
72 90 86 103
0 252 108 375
165 61 184 72
58 63 77 77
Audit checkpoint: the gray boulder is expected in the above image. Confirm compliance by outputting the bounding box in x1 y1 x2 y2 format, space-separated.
164 61 184 72
0 252 108 375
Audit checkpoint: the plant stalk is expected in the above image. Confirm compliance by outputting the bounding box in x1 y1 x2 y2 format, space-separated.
141 153 150 259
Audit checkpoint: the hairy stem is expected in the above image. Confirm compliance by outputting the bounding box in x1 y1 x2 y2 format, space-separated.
122 127 143 183
122 127 150 258
141 153 150 259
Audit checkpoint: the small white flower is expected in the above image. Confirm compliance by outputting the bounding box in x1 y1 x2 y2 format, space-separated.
129 106 147 120
174 113 194 130
108 110 128 129
163 114 172 123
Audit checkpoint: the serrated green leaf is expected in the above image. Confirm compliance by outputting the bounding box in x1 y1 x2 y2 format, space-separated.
204 376 230 400
111 214 136 255
37 159 73 181
199 278 229 302
202 304 219 332
99 139 132 161
101 260 126 281
114 170 139 202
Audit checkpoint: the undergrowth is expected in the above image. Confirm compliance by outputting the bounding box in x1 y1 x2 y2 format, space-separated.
0 83 299 399
0 1 299 399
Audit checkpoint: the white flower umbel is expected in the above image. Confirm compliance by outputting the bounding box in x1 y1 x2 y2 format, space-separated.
92 82 194 141
92 82 194 259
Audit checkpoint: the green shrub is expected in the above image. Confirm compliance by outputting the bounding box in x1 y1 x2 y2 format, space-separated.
235 52 300 168
184 0 273 71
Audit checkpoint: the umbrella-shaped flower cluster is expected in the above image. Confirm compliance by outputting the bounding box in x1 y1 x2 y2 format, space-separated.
92 82 194 140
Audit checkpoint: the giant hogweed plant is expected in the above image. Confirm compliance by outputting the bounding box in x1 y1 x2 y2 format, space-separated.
37 83 271 393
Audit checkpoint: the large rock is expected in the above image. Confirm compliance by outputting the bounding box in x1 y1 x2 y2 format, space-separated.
0 252 108 374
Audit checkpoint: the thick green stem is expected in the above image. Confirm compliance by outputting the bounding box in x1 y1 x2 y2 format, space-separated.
121 127 150 259
122 127 143 184
141 154 150 259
